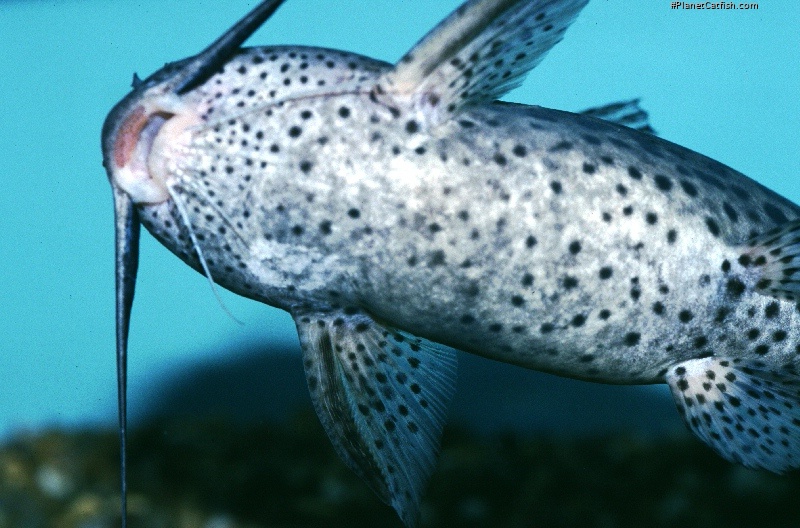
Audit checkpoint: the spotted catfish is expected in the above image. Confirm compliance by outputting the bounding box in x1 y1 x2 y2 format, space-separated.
102 0 800 526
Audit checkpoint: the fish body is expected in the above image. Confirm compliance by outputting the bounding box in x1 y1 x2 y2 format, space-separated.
102 1 800 526
141 64 800 382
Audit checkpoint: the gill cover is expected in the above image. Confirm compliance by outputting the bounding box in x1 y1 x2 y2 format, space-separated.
102 2 287 525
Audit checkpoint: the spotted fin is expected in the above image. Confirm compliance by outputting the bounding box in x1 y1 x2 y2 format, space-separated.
293 309 458 527
738 219 800 301
666 357 800 473
376 0 589 124
579 98 657 135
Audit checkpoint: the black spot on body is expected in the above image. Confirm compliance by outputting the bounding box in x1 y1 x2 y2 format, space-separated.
654 174 672 192
726 278 745 297
624 332 641 346
706 217 721 237
763 203 789 225
680 180 698 197
723 202 739 222
630 286 641 301
563 276 578 289
628 166 642 180
549 140 572 152
428 250 446 267
765 302 780 319
667 230 677 244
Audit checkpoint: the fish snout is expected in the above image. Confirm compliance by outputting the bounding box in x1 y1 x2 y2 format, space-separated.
102 92 202 205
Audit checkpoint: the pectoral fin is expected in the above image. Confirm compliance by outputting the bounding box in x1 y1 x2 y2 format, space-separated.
375 0 589 125
293 309 458 527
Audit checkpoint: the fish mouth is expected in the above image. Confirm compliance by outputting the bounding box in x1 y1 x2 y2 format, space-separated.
102 93 203 205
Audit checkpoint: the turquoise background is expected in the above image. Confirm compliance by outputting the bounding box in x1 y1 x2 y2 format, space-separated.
1 0 798 439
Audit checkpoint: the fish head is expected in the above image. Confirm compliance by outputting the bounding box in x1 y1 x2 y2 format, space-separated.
102 62 200 205
102 0 287 205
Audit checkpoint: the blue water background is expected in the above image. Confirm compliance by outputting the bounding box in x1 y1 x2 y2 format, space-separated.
0 0 798 440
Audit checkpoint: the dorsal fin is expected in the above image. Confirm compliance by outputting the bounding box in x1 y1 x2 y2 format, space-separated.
375 0 589 125
579 99 658 135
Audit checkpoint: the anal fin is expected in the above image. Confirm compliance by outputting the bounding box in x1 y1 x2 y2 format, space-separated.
293 308 458 527
666 357 800 473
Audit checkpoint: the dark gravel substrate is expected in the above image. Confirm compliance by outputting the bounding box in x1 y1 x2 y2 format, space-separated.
2 413 800 528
